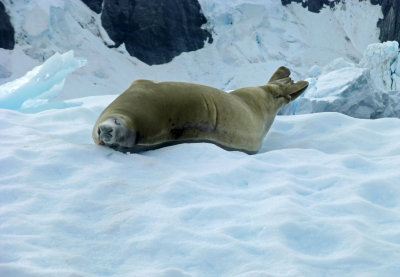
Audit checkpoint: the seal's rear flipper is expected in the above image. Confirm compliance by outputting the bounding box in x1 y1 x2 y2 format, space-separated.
274 79 309 102
287 80 309 101
268 66 291 83
267 66 309 103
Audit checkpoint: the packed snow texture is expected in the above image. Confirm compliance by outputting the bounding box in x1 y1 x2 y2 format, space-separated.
1 96 400 276
280 41 400 118
0 0 382 99
0 51 86 113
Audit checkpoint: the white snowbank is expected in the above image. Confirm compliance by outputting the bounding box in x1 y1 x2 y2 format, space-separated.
0 51 86 113
1 97 400 276
280 41 400 118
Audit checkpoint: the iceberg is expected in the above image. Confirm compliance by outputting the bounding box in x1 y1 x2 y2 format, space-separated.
280 41 400 119
360 41 400 91
0 50 86 113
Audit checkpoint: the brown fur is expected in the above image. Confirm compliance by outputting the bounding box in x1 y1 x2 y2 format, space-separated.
93 66 308 154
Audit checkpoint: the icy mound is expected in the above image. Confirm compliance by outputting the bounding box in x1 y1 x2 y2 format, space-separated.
280 41 400 118
1 99 400 276
0 51 86 113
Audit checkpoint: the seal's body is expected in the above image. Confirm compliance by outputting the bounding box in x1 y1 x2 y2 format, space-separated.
93 66 308 154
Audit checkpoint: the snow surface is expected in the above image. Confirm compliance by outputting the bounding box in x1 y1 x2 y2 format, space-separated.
1 95 400 276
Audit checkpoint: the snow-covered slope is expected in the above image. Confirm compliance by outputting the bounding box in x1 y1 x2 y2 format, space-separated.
0 0 382 99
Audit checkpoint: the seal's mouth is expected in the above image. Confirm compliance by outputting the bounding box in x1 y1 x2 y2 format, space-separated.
99 141 105 145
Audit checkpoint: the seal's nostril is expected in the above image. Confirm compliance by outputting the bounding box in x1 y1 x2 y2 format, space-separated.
98 128 101 135
100 126 112 134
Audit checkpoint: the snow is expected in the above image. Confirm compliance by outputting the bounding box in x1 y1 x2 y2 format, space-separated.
1 97 400 276
23 4 50 36
1 0 400 276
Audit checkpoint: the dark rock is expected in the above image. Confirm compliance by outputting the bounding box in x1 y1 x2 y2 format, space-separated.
281 0 340 13
370 0 382 5
0 1 15 50
378 0 400 43
81 0 103 14
101 0 133 47
101 0 212 65
307 0 323 13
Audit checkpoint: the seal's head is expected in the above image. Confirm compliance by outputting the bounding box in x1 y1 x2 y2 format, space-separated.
93 117 136 151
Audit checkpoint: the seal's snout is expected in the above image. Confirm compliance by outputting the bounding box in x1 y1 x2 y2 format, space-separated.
99 125 114 143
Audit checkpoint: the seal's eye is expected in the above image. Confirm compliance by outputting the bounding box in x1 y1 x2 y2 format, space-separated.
98 128 101 135
114 118 121 126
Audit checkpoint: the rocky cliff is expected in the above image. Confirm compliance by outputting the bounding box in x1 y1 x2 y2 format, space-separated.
83 0 212 65
0 1 15 50
81 0 103 14
377 0 400 43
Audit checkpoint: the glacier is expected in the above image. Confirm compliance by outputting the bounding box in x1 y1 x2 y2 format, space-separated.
280 41 400 118
0 50 86 113
0 0 382 99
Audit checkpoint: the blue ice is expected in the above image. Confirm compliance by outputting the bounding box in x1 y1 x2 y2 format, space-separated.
0 50 86 113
